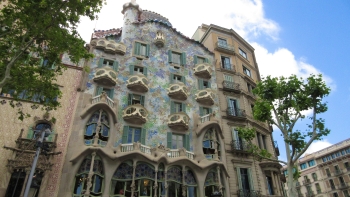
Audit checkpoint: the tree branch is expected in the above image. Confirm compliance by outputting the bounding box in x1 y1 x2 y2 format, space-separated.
254 152 287 165
292 134 318 164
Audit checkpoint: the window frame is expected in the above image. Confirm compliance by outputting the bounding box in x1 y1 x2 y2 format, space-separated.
168 50 186 67
194 55 208 64
133 41 150 58
98 58 118 71
243 66 252 77
129 65 148 76
122 126 146 144
239 48 248 59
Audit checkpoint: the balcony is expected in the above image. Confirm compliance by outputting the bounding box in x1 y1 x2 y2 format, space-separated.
231 140 251 153
126 74 149 93
296 182 301 187
154 31 165 47
123 104 148 125
220 63 236 73
226 107 246 119
305 192 315 197
303 179 311 185
327 173 331 177
222 81 240 93
338 182 349 190
91 38 126 55
167 112 190 131
167 82 188 101
194 63 212 79
316 190 322 194
334 169 344 176
274 141 280 156
92 92 115 109
237 190 261 197
216 42 235 54
195 88 215 106
93 67 118 86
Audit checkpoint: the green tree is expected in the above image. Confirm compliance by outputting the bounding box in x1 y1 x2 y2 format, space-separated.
0 0 104 120
238 74 330 197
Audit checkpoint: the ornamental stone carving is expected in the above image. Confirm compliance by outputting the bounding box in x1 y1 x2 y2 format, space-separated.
126 73 149 93
194 63 212 79
167 82 188 100
90 38 126 55
154 31 165 47
93 67 118 86
167 112 190 131
123 104 148 124
195 88 215 106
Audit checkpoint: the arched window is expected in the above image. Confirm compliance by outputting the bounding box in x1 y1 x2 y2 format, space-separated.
167 166 183 197
5 169 26 197
85 110 109 146
73 155 104 196
111 162 134 196
205 168 225 197
203 128 221 160
185 168 197 197
27 123 52 139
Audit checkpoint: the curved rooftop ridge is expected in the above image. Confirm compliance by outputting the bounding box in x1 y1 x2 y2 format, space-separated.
142 9 170 21
133 19 214 54
92 28 122 39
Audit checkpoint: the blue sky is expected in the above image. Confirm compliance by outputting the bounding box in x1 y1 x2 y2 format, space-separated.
78 0 350 162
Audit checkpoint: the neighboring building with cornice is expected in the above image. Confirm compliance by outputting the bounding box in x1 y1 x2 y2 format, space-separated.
281 138 350 197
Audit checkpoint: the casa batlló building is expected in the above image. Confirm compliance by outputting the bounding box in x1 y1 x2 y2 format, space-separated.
0 1 284 197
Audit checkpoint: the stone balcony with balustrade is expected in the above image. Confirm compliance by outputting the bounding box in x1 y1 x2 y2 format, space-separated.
90 38 126 55
93 67 118 86
123 104 148 125
195 88 215 106
126 73 149 93
119 142 195 160
167 82 188 100
194 63 212 79
167 112 190 131
222 80 240 93
215 42 235 54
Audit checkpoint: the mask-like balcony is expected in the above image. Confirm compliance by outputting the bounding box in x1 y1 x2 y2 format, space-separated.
222 81 240 93
195 88 215 106
93 67 118 86
168 112 190 131
194 63 212 79
90 38 126 55
126 74 149 93
167 82 188 101
216 42 235 54
92 92 115 109
123 104 148 125
154 31 165 47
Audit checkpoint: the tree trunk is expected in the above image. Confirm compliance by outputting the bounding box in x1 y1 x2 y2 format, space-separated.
287 162 296 197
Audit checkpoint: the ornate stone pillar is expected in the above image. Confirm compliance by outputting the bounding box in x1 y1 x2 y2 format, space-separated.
84 151 96 196
217 166 223 193
164 166 168 197
131 161 137 197
93 110 102 146
153 170 158 197
213 129 219 161
182 166 187 197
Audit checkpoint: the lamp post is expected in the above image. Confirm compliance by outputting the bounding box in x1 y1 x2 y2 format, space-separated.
23 128 51 197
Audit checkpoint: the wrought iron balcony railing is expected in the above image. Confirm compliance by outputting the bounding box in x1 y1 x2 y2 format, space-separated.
216 42 235 53
222 81 240 92
231 140 251 152
334 169 344 176
303 179 311 185
227 107 246 118
237 190 261 197
221 63 235 71
338 182 349 189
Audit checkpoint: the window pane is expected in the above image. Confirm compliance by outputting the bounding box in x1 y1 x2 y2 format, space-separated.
85 124 96 136
134 128 141 143
173 53 181 64
140 44 147 56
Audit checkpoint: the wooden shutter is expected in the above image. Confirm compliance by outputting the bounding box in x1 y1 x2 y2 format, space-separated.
181 52 186 65
98 58 104 68
170 101 175 113
27 127 34 139
112 61 118 72
128 94 133 105
167 132 172 148
140 95 145 106
209 108 213 114
143 67 148 76
185 134 190 150
96 86 103 96
129 65 134 75
199 107 204 116
181 76 186 84
141 128 146 144
236 168 243 190
248 168 254 190
194 56 198 64
134 42 141 55
170 73 174 83
207 81 211 89
122 126 129 143
181 103 186 112
146 44 150 57
232 129 239 141
198 79 204 90
168 50 173 63
109 88 114 99
204 58 209 63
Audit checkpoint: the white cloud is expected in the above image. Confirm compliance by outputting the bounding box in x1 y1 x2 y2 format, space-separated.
304 140 333 155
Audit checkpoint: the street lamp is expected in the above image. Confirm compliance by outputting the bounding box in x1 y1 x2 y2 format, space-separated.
23 128 52 197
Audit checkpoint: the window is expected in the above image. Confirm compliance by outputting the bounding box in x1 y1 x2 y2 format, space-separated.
129 65 147 76
203 128 221 160
306 185 313 195
170 101 186 113
333 192 339 197
134 42 150 57
335 165 341 174
128 93 145 106
218 38 228 47
122 126 146 144
247 83 254 93
283 170 288 176
194 55 208 64
239 48 247 59
221 56 231 70
250 104 255 113
198 79 211 90
266 176 274 195
237 168 254 193
27 123 54 141
326 168 331 177
96 86 114 99
262 134 267 149
85 110 109 146
345 162 349 169
168 50 186 66
73 155 104 196
170 74 186 84
227 98 240 116
308 160 315 167
300 163 307 170
199 107 212 116
232 129 244 151
5 169 28 197
343 190 350 197
316 183 321 194
167 132 189 150
256 132 267 149
243 66 251 77
98 58 118 71
329 179 335 190
312 173 317 181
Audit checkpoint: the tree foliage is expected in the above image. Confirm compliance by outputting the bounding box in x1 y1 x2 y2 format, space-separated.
238 74 330 197
0 0 104 120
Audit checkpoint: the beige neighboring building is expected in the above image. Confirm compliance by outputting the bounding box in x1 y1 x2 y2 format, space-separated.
281 138 350 197
193 24 285 197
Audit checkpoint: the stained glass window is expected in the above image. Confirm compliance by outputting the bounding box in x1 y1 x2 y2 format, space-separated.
85 111 109 146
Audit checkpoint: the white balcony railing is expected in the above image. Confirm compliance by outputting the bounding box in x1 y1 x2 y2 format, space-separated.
200 113 211 123
168 149 180 158
121 143 134 152
186 151 195 160
140 144 152 155
92 93 115 108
